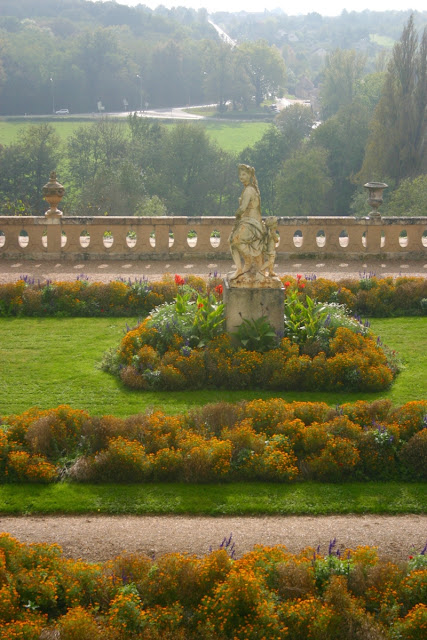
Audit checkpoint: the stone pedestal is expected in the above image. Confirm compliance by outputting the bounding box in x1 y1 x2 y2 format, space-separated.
223 276 285 336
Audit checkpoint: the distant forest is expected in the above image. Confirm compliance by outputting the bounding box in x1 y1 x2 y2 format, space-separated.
0 1 426 114
0 2 425 218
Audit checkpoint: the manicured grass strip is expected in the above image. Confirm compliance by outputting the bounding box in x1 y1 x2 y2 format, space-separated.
0 482 425 516
1 316 425 417
371 317 427 400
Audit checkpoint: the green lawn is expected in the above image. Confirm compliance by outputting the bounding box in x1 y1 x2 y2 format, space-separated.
197 120 270 153
0 118 269 154
0 482 425 516
0 119 93 146
0 316 425 418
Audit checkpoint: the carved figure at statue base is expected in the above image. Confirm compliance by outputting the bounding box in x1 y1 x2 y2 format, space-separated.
228 164 281 288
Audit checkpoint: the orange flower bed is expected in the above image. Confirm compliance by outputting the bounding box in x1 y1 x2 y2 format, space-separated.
0 275 425 317
0 532 426 639
1 400 426 484
114 316 395 392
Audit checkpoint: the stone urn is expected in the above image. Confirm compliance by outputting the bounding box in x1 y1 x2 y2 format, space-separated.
43 171 65 217
364 182 388 218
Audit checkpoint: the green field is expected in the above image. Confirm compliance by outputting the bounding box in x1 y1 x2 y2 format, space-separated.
0 316 425 418
0 117 269 154
369 33 395 48
196 120 270 153
0 118 94 146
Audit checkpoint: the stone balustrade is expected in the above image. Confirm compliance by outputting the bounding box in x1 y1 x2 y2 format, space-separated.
0 215 426 261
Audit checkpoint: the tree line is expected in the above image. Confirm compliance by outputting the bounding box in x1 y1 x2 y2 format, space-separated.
0 1 287 115
0 1 426 115
0 12 425 218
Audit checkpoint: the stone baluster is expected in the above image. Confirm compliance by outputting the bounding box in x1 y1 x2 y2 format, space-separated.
192 220 212 252
365 217 383 252
153 219 170 253
171 219 191 253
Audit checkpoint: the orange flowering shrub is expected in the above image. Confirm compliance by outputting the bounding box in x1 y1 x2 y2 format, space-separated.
91 437 150 482
58 606 102 640
296 275 427 316
0 615 47 640
141 553 201 608
1 274 426 317
278 597 336 639
6 451 57 483
389 603 427 640
5 405 89 453
179 435 232 482
107 590 146 634
198 566 287 639
112 312 395 392
0 534 427 638
2 400 426 484
341 399 393 425
0 582 20 622
389 401 427 440
258 434 300 481
308 437 360 481
151 447 184 480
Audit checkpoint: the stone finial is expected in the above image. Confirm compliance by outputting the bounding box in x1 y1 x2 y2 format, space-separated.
43 170 65 217
364 182 388 218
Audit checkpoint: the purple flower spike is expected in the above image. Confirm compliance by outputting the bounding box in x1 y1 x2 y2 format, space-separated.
328 538 337 555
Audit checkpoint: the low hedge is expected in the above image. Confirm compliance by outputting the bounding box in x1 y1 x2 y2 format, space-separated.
0 274 425 318
0 532 426 639
1 400 426 484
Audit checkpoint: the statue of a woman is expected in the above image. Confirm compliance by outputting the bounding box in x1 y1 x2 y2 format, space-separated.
228 164 265 281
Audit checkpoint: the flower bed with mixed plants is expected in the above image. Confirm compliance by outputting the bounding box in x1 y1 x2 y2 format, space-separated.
1 400 426 484
0 273 425 318
103 275 399 392
0 532 426 639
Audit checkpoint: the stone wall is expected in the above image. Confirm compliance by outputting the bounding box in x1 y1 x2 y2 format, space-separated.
0 215 426 260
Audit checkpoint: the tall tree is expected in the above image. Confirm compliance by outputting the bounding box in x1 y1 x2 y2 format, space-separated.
151 123 235 216
0 124 61 214
240 126 290 216
320 49 366 119
358 14 427 184
240 105 313 215
275 103 314 148
203 41 234 111
275 146 332 216
386 175 427 216
312 101 370 213
237 40 286 107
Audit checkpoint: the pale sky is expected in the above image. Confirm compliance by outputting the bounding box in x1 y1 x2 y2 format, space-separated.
115 0 426 17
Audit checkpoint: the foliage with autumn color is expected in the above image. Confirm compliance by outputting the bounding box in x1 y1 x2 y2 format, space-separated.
0 532 426 639
1 400 426 484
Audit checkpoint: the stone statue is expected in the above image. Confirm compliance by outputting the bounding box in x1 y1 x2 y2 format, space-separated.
228 165 281 288
260 216 279 277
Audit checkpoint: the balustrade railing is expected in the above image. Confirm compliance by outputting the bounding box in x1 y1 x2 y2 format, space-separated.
0 215 426 260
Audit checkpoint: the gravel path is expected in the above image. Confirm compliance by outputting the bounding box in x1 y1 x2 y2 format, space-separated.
1 257 426 284
1 514 426 562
